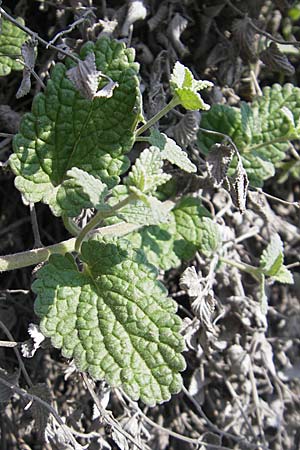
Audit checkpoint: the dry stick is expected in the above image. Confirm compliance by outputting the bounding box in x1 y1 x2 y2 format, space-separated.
47 10 94 46
226 0 300 46
0 320 32 388
225 378 261 445
0 217 30 238
248 363 267 447
15 58 46 90
120 389 234 450
0 132 14 138
0 377 83 450
182 385 255 448
0 289 30 294
0 340 18 348
0 7 80 63
252 187 300 209
81 373 145 450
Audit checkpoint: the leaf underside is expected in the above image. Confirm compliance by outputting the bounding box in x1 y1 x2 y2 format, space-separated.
33 237 186 406
0 18 27 76
198 84 300 186
10 37 141 216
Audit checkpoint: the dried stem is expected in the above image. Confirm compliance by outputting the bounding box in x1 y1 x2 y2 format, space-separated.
0 7 80 63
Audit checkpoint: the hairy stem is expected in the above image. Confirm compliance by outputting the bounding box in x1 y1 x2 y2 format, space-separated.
74 193 136 252
135 96 180 137
219 256 260 281
244 135 292 153
62 215 81 236
0 238 76 272
0 221 141 272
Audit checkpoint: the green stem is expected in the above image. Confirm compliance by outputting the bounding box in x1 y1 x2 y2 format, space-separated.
62 215 81 236
0 238 76 272
135 97 180 137
135 136 151 142
219 256 260 281
244 135 291 153
0 221 143 272
75 193 136 253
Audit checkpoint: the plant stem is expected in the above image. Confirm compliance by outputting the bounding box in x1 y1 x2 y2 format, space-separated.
0 238 76 272
135 136 151 142
219 256 260 281
135 96 180 137
62 215 81 236
0 221 140 272
244 135 291 153
74 193 136 252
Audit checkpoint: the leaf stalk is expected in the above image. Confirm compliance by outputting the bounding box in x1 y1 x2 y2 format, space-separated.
135 96 180 137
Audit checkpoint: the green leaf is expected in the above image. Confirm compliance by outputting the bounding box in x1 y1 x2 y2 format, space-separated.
259 234 294 284
127 197 221 270
108 186 173 226
198 84 300 186
272 265 294 284
126 147 171 194
56 167 109 217
0 18 27 76
10 37 141 216
161 136 197 173
148 131 197 173
260 234 284 276
170 62 213 111
33 237 186 406
148 128 167 150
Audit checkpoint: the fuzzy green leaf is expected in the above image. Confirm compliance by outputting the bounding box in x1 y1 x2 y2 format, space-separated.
10 37 141 216
259 234 293 283
0 18 27 76
170 62 213 111
126 147 171 194
161 136 197 173
271 265 294 284
108 186 172 226
127 197 221 270
198 84 300 186
33 237 186 406
148 131 196 173
260 234 284 276
57 167 109 217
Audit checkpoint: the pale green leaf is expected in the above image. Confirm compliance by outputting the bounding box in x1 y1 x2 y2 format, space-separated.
33 237 186 406
57 167 109 217
161 136 197 173
170 62 213 111
148 131 196 173
272 265 294 284
108 186 173 226
0 18 27 76
126 147 171 194
10 37 141 216
260 234 284 276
